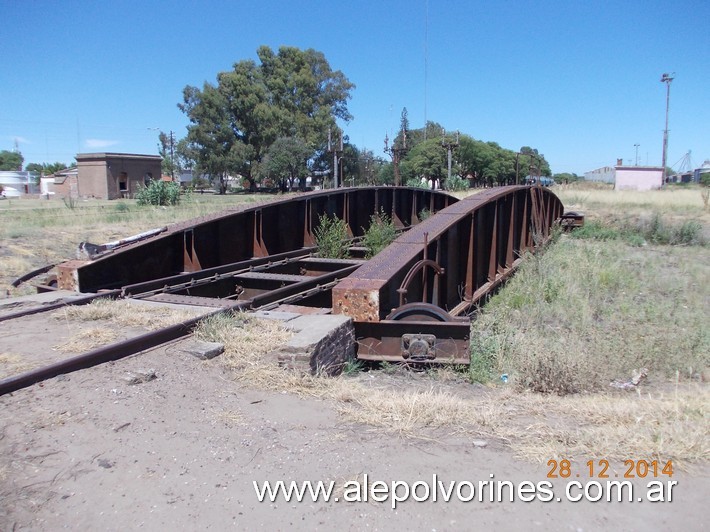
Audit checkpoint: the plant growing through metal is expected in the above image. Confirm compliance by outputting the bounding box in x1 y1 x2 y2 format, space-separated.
362 208 397 259
313 213 349 259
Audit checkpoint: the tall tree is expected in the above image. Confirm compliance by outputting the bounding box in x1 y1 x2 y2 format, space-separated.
262 136 311 191
400 138 448 188
0 150 23 171
179 46 355 192
25 162 69 175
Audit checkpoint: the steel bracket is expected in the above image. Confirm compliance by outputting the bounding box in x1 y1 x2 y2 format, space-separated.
401 333 437 361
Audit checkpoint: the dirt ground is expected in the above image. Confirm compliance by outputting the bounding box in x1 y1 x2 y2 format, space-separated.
0 313 707 531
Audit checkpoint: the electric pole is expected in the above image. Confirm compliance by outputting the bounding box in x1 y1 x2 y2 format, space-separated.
634 144 640 166
384 129 408 187
660 72 674 186
328 127 343 188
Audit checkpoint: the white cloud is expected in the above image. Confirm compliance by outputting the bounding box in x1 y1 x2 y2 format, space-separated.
85 139 120 149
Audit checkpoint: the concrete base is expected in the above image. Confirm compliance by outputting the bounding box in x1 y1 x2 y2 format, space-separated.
276 314 356 376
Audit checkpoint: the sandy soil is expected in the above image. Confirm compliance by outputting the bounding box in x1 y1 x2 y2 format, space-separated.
1 313 707 531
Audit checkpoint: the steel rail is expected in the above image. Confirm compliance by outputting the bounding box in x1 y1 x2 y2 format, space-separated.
0 289 121 323
0 304 239 396
0 263 362 396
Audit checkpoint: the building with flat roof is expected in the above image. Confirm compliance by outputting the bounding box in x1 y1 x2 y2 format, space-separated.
585 159 663 191
75 153 162 199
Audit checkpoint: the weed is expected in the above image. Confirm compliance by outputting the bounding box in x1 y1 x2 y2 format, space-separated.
342 359 365 375
469 237 709 394
313 213 349 259
444 175 469 192
62 196 77 210
379 361 398 374
136 180 181 206
362 208 397 259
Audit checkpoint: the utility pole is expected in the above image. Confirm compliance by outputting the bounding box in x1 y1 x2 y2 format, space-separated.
660 72 674 186
169 130 175 181
328 127 343 188
384 128 408 187
441 129 459 185
634 144 640 166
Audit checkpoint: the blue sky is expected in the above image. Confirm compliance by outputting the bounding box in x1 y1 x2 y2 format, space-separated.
2 0 708 175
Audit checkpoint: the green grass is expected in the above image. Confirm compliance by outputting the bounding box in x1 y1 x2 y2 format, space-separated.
571 213 706 247
469 236 710 394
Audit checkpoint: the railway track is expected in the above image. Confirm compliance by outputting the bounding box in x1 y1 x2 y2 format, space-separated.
1 185 574 395
0 248 367 396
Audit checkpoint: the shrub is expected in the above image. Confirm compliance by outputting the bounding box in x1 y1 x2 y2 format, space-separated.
405 178 430 189
362 208 398 259
314 213 349 259
136 180 181 206
444 175 469 192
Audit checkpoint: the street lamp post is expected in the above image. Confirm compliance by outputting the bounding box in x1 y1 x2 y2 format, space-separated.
660 73 674 186
634 144 640 166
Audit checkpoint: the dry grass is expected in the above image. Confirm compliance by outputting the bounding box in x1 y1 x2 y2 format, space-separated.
556 183 710 228
53 299 204 330
2 185 708 466
335 386 501 437
212 408 245 427
0 352 39 379
0 193 279 296
53 327 119 353
191 292 708 464
495 384 709 464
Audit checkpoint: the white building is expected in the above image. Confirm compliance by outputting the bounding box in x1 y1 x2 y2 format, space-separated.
584 159 663 191
0 171 39 197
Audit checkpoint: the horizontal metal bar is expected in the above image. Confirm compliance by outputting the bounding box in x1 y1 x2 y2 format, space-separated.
123 248 314 297
0 290 121 323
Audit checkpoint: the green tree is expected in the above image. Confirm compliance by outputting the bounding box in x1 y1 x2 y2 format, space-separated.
519 146 551 178
356 149 387 186
179 46 355 193
552 172 580 184
25 162 69 184
263 136 310 191
0 150 23 171
400 137 448 189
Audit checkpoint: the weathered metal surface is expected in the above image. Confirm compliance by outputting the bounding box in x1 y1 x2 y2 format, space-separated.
355 321 470 364
0 306 224 396
58 187 456 293
333 185 564 363
30 184 566 373
560 211 585 231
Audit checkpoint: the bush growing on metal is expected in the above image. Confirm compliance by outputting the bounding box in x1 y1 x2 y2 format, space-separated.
314 213 350 259
136 180 181 206
362 208 397 259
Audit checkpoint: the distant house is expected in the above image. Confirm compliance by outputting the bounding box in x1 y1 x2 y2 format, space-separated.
46 166 79 198
0 171 39 197
585 159 663 191
74 153 163 199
